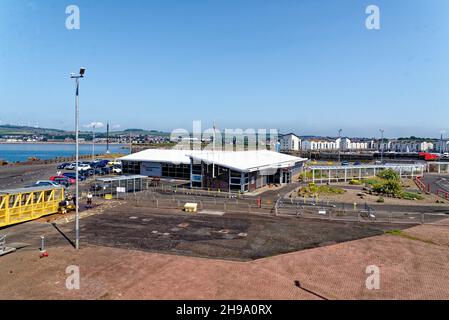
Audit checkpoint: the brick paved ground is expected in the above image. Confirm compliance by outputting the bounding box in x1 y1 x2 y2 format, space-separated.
1 218 448 299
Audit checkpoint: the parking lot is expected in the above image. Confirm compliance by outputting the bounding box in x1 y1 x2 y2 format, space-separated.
0 158 123 193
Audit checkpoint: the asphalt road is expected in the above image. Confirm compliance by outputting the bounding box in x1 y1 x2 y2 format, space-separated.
422 174 449 195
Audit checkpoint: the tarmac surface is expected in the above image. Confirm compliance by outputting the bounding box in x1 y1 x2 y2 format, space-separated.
422 174 449 195
0 163 60 190
52 206 410 261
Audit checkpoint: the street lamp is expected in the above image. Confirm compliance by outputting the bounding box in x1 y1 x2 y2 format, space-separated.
70 67 86 250
92 123 97 162
379 129 385 163
338 129 342 163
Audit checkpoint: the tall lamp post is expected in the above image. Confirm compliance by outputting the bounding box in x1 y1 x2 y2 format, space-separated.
70 67 86 250
91 122 97 180
338 129 342 163
92 123 96 162
379 129 385 163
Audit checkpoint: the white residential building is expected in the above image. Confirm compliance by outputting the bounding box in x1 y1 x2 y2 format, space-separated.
391 140 434 152
302 139 337 151
301 137 371 151
279 133 301 151
372 140 434 152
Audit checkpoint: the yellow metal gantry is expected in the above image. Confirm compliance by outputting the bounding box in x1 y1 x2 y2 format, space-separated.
0 186 65 228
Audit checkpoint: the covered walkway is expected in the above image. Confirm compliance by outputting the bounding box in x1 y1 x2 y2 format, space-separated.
306 164 425 184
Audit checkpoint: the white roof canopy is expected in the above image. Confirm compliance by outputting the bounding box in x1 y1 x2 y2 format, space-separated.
118 149 200 165
119 149 307 172
191 150 306 172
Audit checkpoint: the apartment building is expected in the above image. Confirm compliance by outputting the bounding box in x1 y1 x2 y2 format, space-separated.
301 137 371 151
372 140 434 152
279 133 301 151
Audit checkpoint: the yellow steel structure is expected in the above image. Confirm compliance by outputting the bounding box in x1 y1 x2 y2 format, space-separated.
0 186 65 228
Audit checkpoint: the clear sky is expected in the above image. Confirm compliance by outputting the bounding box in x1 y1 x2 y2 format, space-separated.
1 0 448 138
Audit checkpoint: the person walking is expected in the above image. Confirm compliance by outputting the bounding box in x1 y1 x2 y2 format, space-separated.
87 192 93 208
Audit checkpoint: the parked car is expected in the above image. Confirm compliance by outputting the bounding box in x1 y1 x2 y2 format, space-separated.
62 172 87 181
65 162 76 170
90 162 102 168
50 175 75 187
100 166 111 175
27 180 61 188
77 163 91 172
112 166 122 174
91 160 109 168
57 162 71 169
99 159 110 166
353 161 361 166
341 161 349 166
87 168 103 176
108 160 122 167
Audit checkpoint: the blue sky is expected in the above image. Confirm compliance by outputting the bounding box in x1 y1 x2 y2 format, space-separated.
0 0 448 138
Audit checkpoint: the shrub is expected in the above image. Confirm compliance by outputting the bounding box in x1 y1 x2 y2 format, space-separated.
377 169 400 181
349 179 362 185
372 180 402 197
298 183 345 197
377 196 385 203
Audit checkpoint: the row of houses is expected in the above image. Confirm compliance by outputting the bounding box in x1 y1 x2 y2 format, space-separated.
280 133 443 153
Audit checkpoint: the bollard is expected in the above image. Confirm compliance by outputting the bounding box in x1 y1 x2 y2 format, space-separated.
39 236 48 258
40 236 45 252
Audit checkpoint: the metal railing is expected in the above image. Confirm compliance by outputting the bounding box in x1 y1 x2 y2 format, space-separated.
124 189 449 226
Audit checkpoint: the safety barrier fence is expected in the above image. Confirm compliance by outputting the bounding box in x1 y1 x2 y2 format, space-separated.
414 176 428 192
128 190 448 226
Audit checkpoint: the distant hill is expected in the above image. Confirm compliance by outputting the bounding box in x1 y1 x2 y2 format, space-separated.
0 125 65 135
108 129 170 136
0 124 170 137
